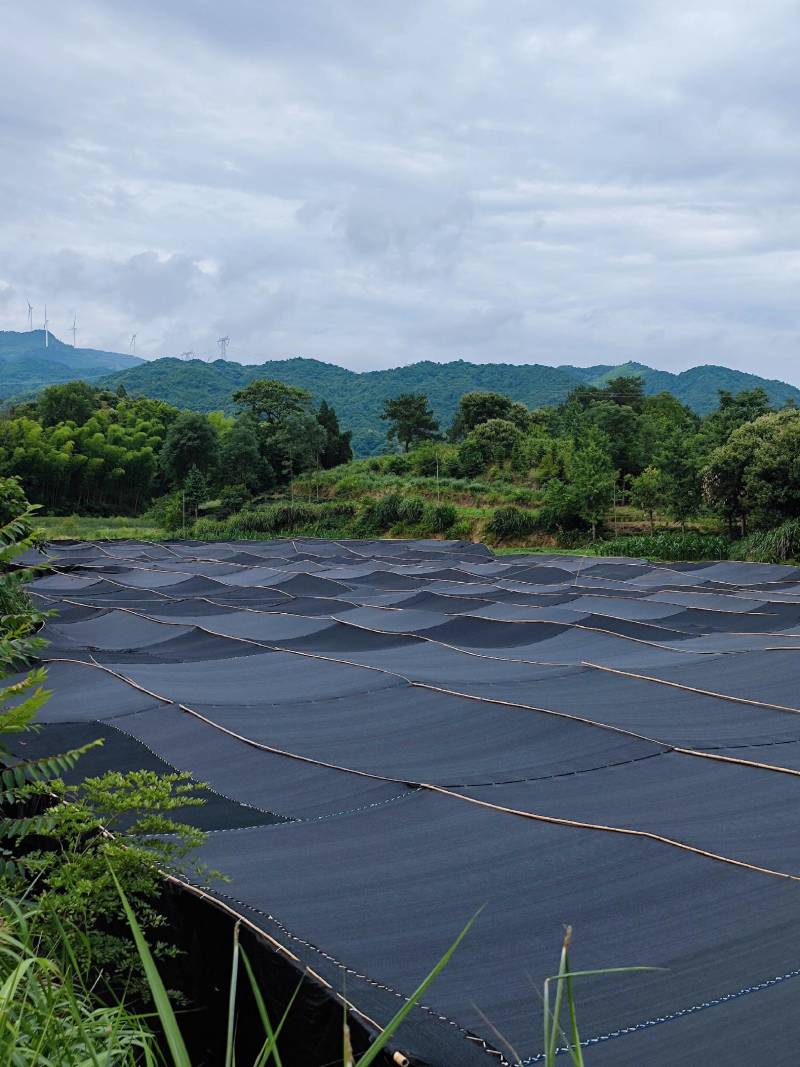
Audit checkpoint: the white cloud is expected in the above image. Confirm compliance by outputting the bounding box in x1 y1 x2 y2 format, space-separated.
1 0 799 376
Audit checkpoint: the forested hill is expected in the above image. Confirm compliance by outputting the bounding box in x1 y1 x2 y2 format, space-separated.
96 356 800 456
0 331 142 396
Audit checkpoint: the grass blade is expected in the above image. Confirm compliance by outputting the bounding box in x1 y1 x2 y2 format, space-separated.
355 906 482 1067
225 922 241 1067
240 946 304 1067
109 867 191 1067
564 950 583 1067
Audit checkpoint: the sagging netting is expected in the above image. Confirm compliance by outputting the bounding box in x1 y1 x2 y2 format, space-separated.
14 537 800 1066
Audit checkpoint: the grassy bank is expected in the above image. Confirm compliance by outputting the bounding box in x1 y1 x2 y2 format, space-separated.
38 515 166 540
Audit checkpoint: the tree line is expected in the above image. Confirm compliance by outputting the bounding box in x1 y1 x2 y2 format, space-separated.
2 371 798 540
378 379 799 538
0 379 352 515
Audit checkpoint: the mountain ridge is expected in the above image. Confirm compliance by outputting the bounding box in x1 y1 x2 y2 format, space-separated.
0 331 143 395
94 354 800 455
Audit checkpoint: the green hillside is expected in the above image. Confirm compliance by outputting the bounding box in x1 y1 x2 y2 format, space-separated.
96 355 800 455
0 331 142 397
5 332 798 456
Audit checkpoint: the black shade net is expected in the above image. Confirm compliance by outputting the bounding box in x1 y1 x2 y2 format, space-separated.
14 538 800 1066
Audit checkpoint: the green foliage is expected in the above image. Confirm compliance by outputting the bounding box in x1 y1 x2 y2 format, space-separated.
0 899 156 1065
17 768 207 998
655 427 702 529
0 478 208 1003
232 378 311 424
0 392 177 514
357 493 405 534
220 417 273 490
88 351 800 457
160 411 220 483
629 465 665 532
569 434 617 540
317 399 353 468
381 393 440 452
465 418 523 467
426 503 458 534
36 380 99 427
218 483 253 518
597 532 730 561
702 409 800 534
700 387 773 449
733 519 800 563
449 390 530 440
487 506 539 541
409 442 457 477
396 496 426 525
182 465 208 519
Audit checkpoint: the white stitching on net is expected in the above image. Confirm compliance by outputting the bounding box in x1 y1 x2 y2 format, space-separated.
192 884 507 1062
520 966 800 1064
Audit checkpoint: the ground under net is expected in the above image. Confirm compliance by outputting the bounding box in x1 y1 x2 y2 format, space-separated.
15 537 800 1066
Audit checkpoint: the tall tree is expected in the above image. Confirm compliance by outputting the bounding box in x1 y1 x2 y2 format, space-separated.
630 466 665 533
159 412 219 484
449 391 529 440
570 434 617 541
182 465 207 520
220 417 271 490
382 393 439 452
317 400 353 468
701 388 773 449
656 428 701 532
36 381 99 427
232 379 311 425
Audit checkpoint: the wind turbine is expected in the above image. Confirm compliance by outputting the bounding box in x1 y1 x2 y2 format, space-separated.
26 298 33 331
43 304 49 348
217 335 230 360
130 333 137 355
71 313 78 347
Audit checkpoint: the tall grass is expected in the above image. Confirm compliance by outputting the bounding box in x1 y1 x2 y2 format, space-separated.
595 532 730 562
733 518 800 563
0 899 155 1065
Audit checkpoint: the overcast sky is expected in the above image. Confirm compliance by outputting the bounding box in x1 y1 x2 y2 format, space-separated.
1 2 799 377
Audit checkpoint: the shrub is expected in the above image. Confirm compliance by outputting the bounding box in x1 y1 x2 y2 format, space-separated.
191 518 227 539
397 496 426 525
449 517 473 540
733 518 800 563
425 503 458 534
487 505 539 541
385 454 412 475
218 483 252 518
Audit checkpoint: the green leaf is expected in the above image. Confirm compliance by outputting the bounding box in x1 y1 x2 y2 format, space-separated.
110 866 192 1067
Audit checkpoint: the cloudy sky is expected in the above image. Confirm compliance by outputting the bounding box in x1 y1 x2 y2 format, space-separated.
1 2 799 377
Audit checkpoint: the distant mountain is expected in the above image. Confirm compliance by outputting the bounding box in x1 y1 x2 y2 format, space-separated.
92 355 800 456
0 331 142 396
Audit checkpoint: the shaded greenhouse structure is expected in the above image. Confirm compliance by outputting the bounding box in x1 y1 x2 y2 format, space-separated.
16 537 800 1065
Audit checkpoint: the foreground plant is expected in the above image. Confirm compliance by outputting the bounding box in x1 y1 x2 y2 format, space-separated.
116 865 480 1067
0 477 212 1003
0 897 156 1066
542 927 659 1066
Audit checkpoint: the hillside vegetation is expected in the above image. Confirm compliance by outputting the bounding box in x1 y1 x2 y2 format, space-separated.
91 355 800 456
7 366 800 563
